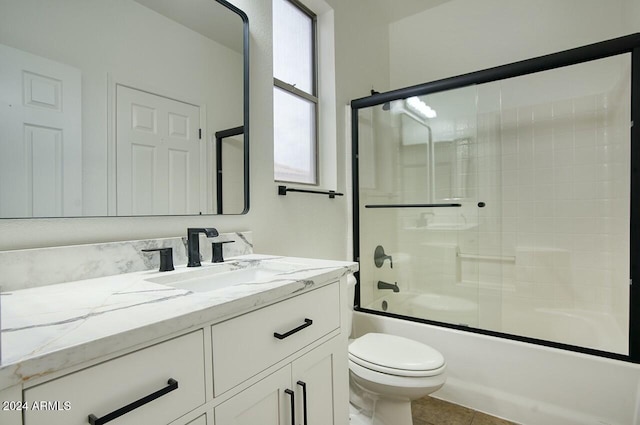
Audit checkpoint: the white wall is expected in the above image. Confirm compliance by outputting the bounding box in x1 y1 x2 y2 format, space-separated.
623 0 640 33
389 0 627 88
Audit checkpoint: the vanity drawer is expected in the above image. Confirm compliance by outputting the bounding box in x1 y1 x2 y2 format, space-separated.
211 282 340 395
24 330 205 425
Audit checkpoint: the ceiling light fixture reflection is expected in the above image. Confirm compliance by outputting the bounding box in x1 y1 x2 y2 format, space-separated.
389 97 437 121
406 96 437 119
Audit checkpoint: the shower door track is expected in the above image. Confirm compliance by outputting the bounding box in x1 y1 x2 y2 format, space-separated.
351 32 640 364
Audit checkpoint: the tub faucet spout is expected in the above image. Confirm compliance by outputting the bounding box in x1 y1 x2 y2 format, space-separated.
377 280 399 292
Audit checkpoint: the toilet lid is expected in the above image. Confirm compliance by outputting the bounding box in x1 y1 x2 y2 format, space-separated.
349 333 445 376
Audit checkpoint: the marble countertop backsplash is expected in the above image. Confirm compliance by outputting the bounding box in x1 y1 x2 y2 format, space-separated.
0 232 253 291
0 233 358 392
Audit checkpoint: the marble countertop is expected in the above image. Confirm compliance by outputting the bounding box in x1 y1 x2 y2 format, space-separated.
0 254 358 391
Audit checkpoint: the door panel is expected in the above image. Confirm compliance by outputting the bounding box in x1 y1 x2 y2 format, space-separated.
116 85 200 215
0 43 82 217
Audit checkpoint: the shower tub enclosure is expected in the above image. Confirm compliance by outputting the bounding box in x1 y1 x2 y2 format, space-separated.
352 34 640 361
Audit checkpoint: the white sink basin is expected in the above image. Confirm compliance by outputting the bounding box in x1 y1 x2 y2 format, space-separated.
145 261 301 292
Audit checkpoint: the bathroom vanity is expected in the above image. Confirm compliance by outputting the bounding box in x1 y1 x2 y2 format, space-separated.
0 238 357 425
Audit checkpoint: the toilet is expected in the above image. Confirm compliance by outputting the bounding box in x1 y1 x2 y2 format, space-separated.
346 276 446 425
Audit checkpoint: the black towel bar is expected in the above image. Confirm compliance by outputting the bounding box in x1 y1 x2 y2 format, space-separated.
278 185 344 199
365 203 461 208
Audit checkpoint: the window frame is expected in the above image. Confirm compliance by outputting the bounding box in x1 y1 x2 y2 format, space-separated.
273 0 320 185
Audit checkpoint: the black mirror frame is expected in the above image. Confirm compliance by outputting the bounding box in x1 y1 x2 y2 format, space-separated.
216 0 250 215
215 125 244 214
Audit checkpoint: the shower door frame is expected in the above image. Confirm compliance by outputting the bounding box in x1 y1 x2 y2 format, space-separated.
351 32 640 363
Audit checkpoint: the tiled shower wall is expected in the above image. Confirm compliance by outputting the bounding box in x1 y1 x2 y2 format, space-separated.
466 55 631 353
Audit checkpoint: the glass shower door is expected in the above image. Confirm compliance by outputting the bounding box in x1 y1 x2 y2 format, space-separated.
354 50 632 357
357 85 482 328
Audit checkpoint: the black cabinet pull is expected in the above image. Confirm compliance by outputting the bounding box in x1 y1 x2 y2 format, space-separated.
87 378 178 425
285 388 295 425
273 318 313 340
297 381 308 425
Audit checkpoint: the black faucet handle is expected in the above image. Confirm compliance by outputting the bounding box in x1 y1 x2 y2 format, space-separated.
374 245 393 269
142 248 175 272
211 240 235 263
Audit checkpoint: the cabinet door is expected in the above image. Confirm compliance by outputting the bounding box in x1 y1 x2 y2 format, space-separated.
0 384 22 425
292 337 348 425
185 414 207 425
214 366 293 425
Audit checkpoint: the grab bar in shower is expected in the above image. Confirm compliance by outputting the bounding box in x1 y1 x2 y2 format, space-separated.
365 203 461 209
457 253 516 262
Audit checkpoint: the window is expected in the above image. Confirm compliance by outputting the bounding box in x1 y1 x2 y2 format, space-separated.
273 0 318 184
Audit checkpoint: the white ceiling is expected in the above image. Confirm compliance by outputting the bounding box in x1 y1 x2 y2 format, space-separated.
133 0 244 53
132 0 453 53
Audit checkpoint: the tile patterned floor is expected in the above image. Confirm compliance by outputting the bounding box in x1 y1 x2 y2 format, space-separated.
412 396 519 425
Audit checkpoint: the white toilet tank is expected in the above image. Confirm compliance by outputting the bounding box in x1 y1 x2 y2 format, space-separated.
346 274 357 336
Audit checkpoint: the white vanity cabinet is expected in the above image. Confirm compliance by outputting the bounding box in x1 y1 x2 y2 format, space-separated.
2 267 353 425
22 330 206 425
212 281 347 425
214 336 344 425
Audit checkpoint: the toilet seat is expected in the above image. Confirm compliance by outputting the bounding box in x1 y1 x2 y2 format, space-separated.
348 333 445 377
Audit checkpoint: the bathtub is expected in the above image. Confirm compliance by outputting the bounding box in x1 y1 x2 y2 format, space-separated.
522 308 627 354
367 292 479 327
354 310 640 425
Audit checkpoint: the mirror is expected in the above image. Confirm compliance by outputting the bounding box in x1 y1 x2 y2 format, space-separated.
0 0 249 218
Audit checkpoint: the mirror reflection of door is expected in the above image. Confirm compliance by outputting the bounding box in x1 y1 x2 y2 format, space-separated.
116 85 201 215
215 127 244 214
0 43 82 218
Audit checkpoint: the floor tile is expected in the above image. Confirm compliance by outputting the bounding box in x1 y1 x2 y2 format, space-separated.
412 396 519 425
471 412 518 425
412 396 474 425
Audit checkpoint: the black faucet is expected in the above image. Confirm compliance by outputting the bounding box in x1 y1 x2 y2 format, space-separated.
377 280 399 292
187 228 219 267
